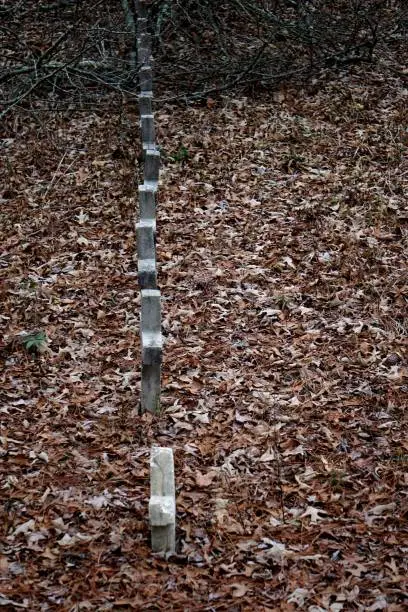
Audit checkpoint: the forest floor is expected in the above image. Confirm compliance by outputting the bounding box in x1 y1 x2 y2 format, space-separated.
1 62 408 610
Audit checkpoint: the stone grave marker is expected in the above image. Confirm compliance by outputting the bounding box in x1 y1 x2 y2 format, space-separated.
140 289 162 413
136 219 157 289
139 91 153 116
139 65 153 91
149 446 176 553
144 148 160 187
140 114 155 149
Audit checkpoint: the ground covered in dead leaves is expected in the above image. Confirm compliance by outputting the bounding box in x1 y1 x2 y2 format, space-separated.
1 65 407 610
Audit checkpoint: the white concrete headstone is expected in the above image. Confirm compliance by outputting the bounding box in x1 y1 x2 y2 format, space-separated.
149 446 176 553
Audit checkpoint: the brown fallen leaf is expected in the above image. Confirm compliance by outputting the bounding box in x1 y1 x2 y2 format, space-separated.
231 583 249 598
195 470 217 487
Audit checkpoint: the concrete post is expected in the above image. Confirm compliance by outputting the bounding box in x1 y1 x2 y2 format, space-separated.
139 91 153 116
136 219 157 288
139 65 153 91
140 114 155 149
141 289 162 412
149 446 176 553
144 148 160 186
138 183 157 223
138 47 151 67
138 33 151 51
137 17 148 34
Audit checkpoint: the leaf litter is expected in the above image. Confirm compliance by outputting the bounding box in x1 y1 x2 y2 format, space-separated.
1 64 407 609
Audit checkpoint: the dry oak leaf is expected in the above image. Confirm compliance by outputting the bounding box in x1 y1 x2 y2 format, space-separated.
287 588 310 607
301 506 329 524
368 502 396 515
231 583 249 598
195 470 217 487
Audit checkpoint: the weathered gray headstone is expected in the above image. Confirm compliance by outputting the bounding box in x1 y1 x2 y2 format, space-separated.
139 91 153 116
138 48 151 67
137 219 155 259
149 446 176 553
140 114 155 149
138 183 157 227
137 219 157 288
144 148 160 187
137 17 148 34
138 33 151 51
141 362 161 415
139 65 153 91
138 259 156 290
137 32 152 66
141 289 162 365
141 289 162 413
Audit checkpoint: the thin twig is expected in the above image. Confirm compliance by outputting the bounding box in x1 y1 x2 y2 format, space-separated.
0 40 101 119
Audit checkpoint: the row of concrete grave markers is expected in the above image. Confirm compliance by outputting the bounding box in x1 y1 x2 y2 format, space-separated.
135 1 176 555
136 7 161 415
